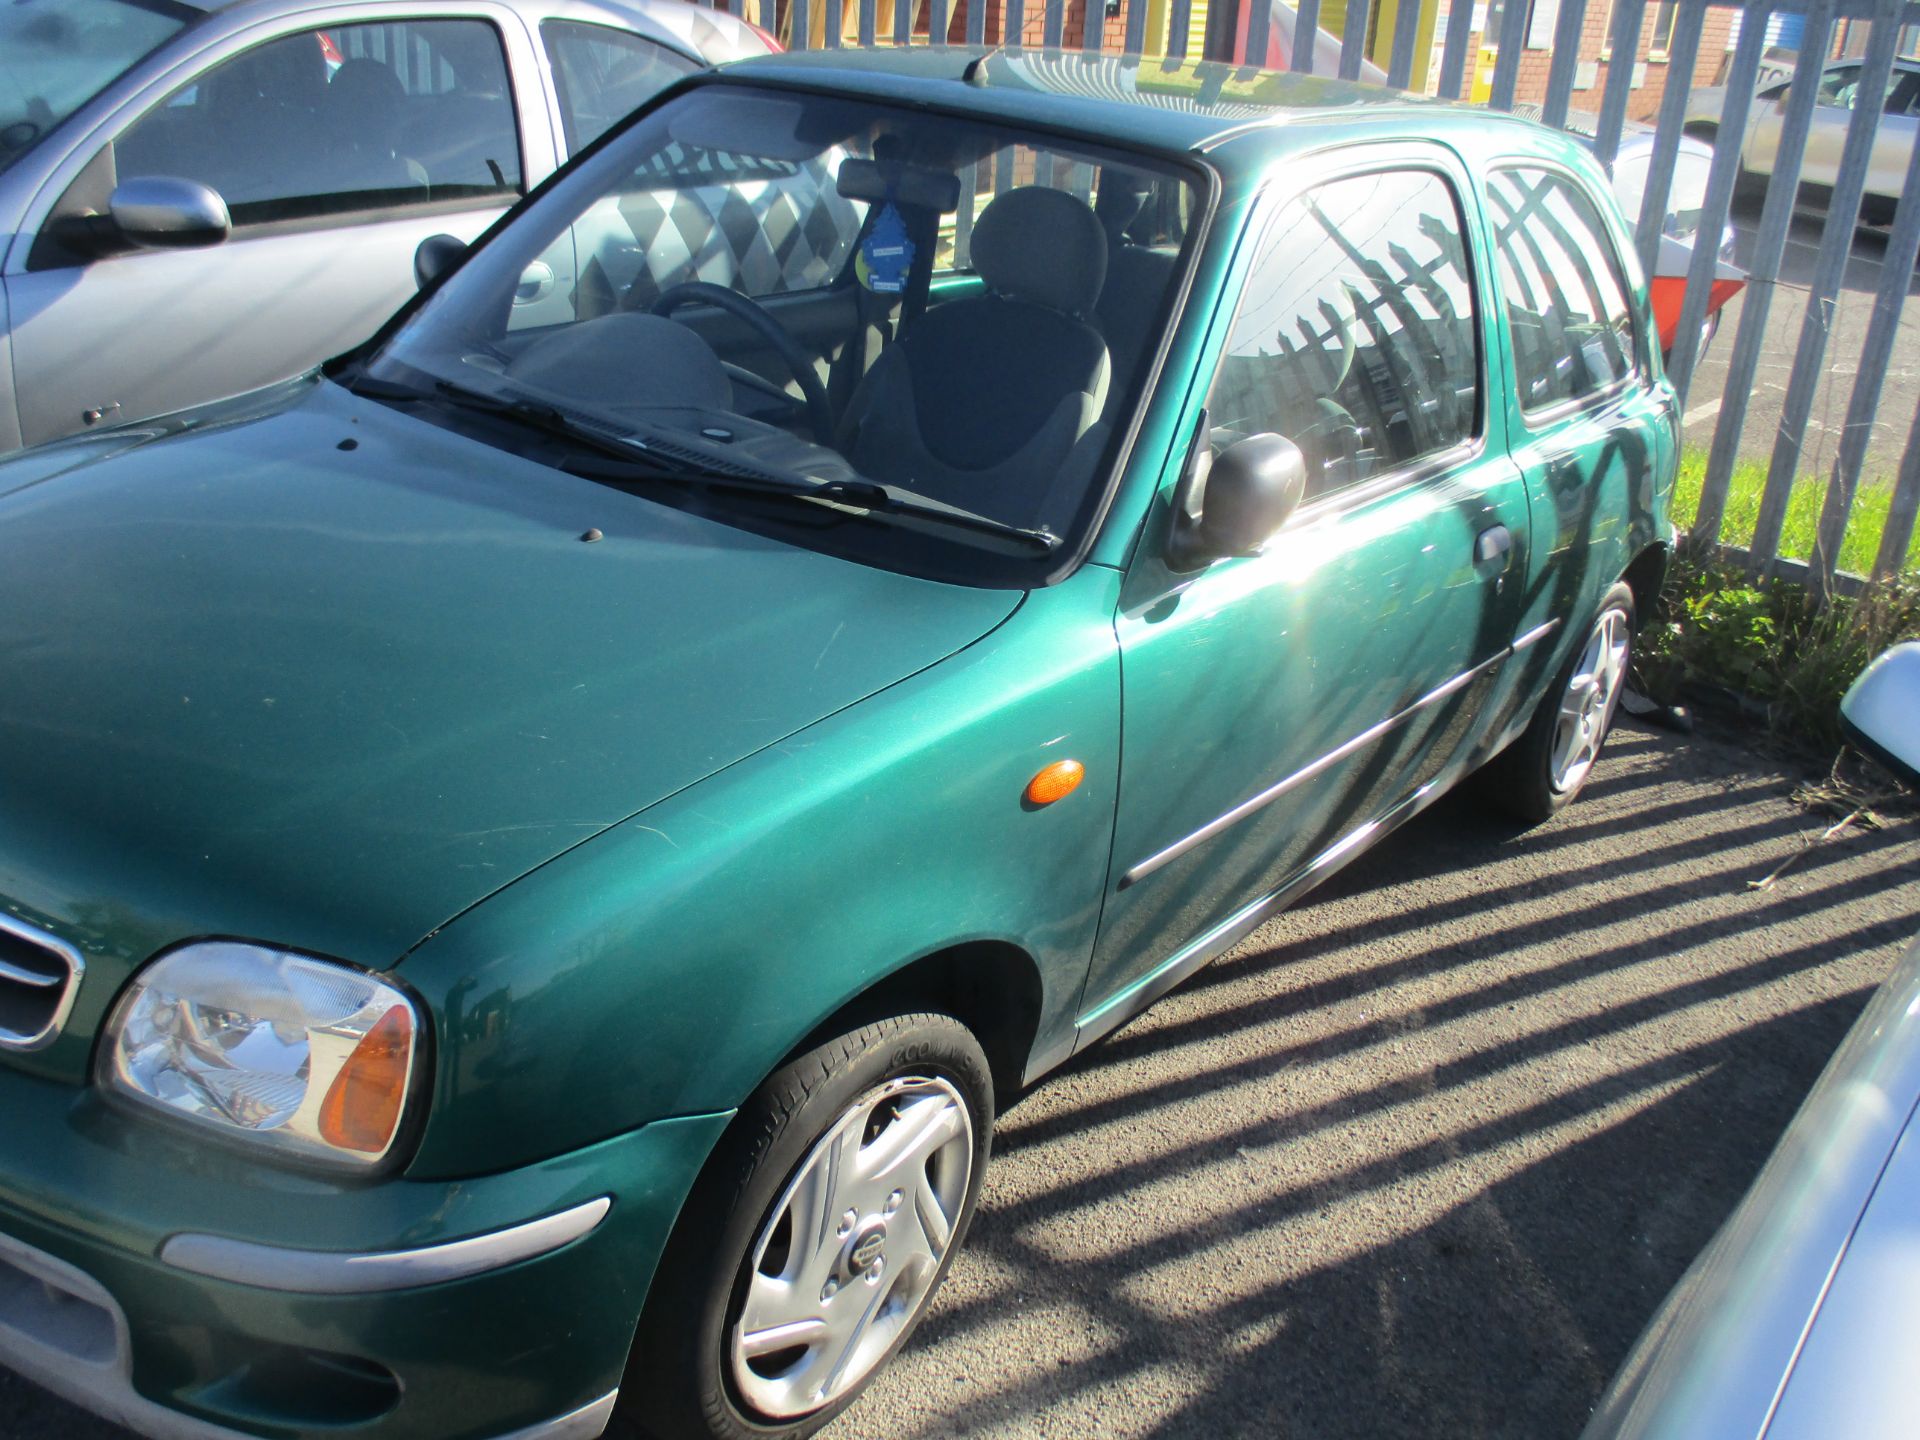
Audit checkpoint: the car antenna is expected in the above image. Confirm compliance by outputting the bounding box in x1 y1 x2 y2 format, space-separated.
963 50 1000 86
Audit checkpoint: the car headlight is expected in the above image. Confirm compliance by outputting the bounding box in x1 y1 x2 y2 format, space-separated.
99 942 423 1171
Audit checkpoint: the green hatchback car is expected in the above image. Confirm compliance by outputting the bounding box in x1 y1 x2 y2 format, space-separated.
0 46 1675 1440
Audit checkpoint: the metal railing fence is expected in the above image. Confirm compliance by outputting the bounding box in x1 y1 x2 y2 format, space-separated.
701 0 1920 597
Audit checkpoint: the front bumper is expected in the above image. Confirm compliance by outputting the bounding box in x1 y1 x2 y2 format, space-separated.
0 1066 731 1440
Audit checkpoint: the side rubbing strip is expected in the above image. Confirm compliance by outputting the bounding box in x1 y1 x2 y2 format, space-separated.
1512 617 1561 653
1118 631 1550 890
160 1198 611 1294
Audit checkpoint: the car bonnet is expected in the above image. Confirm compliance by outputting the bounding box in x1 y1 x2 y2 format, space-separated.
0 382 1020 1080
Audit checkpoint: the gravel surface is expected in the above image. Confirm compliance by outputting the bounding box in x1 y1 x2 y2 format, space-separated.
6 719 1919 1440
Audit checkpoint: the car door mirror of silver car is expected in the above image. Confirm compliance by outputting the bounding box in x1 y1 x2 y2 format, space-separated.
415 234 468 291
108 177 230 251
1166 429 1308 571
1841 641 1920 786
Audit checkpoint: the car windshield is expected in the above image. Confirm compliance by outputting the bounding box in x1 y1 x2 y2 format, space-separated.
365 81 1200 581
0 0 193 176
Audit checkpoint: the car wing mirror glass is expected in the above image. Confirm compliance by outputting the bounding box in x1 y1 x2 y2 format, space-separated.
415 233 468 291
108 177 230 251
1841 642 1920 786
1167 428 1308 571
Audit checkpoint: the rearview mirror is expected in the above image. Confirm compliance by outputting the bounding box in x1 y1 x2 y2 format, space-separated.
108 177 229 250
1841 642 1920 785
414 233 467 290
836 157 962 213
1167 431 1308 571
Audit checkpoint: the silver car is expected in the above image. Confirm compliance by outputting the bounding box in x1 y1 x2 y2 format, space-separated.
1686 57 1920 226
0 0 771 453
1583 643 1920 1440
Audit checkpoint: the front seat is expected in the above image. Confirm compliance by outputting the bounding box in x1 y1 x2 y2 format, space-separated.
317 60 429 197
838 186 1111 528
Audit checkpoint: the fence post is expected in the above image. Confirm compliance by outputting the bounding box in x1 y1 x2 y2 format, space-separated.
1435 0 1476 98
1691 0 1835 554
1811 133 1920 598
1338 0 1370 80
1487 0 1531 110
1875 398 1920 579
1539 0 1591 130
1748 2 1902 578
1593 0 1644 168
1386 0 1423 91
1664 2 1771 403
1631 3 1704 285
1292 0 1323 73
1247 0 1273 68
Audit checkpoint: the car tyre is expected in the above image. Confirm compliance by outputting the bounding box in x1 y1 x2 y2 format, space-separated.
620 1013 994 1440
1477 582 1635 823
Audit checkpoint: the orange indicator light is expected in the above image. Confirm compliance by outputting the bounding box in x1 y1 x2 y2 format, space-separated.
1025 759 1085 806
319 1005 414 1154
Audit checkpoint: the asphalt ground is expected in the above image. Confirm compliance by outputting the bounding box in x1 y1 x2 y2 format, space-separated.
5 718 1919 1440
1682 197 1920 483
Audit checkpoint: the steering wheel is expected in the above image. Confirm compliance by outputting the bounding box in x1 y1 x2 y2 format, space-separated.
647 282 834 444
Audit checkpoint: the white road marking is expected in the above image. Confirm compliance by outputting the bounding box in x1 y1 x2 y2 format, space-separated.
1683 398 1723 428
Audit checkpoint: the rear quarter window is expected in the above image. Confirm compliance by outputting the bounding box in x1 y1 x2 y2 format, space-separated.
1486 166 1637 415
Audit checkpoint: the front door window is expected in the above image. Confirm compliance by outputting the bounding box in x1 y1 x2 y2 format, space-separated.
110 17 521 229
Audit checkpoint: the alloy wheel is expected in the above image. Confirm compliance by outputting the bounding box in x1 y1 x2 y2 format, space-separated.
1550 606 1630 794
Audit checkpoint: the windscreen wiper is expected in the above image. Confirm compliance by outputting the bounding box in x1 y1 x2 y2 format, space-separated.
564 450 1060 557
358 374 1058 556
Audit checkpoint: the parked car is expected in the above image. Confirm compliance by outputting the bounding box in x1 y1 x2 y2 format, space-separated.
1582 642 1920 1440
0 0 774 455
1516 109 1746 362
1608 128 1745 359
0 47 1676 1440
1686 57 1920 225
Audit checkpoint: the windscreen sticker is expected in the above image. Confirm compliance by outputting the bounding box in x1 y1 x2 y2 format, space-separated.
857 202 914 295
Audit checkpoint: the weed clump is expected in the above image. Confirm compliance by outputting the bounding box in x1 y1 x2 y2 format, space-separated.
1636 549 1920 751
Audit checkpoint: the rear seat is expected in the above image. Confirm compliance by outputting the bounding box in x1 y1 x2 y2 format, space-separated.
1091 177 1179 421
1094 243 1178 418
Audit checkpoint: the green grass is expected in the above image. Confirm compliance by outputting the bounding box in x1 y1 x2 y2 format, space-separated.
1641 455 1920 748
1637 548 1920 750
1671 451 1920 576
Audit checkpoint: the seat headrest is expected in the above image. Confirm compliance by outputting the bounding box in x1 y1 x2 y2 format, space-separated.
970 187 1108 317
327 60 408 117
1094 175 1151 242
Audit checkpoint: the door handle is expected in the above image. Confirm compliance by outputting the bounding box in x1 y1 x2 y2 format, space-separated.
1475 524 1512 569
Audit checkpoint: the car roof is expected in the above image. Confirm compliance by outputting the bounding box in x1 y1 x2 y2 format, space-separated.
720 45 1554 164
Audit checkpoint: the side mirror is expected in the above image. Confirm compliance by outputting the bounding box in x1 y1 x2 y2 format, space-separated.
1167 432 1308 571
415 233 467 290
1841 642 1920 785
108 176 229 250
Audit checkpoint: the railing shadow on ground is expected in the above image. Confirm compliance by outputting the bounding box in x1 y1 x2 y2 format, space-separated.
833 718 1920 1440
